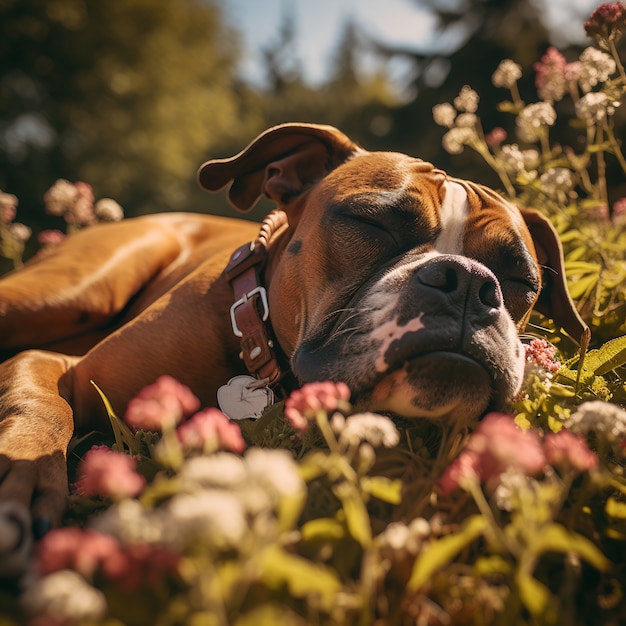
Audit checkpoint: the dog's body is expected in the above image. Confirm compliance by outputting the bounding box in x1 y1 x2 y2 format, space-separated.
0 123 586 556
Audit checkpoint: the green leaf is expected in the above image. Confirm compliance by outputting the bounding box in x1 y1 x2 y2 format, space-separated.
516 571 553 621
563 260 602 273
474 555 512 577
587 141 613 153
588 335 626 375
333 482 372 547
257 546 342 609
298 451 330 482
497 100 524 113
90 380 140 455
301 517 346 542
277 490 307 533
408 515 486 590
234 605 307 626
606 497 626 520
567 273 599 300
360 476 403 504
531 523 609 572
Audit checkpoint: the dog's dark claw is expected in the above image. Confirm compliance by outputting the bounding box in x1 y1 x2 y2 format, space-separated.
32 517 52 540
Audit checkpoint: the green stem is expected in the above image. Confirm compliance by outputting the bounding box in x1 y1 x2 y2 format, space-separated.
474 142 517 198
510 81 524 110
465 478 520 558
595 126 608 207
315 408 342 456
608 38 626 84
604 119 626 176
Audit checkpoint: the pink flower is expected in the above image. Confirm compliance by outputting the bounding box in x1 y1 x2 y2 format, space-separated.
439 413 547 494
564 61 582 82
99 542 181 592
284 381 351 432
485 127 507 146
66 181 96 226
613 197 626 225
177 408 246 454
124 375 200 431
534 46 568 102
36 527 180 592
587 203 610 221
73 445 146 499
37 229 66 246
524 338 561 372
36 527 120 578
584 3 625 41
544 429 599 473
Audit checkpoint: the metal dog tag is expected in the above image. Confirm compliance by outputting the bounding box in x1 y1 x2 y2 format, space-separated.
217 375 274 421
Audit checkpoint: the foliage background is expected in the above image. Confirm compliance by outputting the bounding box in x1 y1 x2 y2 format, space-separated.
2 0 623 241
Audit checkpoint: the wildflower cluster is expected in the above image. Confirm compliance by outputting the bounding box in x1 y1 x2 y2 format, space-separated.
433 3 626 341
0 190 31 269
1 369 622 625
43 179 124 233
0 179 123 270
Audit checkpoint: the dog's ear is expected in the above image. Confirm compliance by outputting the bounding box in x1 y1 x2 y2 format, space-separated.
520 207 590 345
197 123 360 212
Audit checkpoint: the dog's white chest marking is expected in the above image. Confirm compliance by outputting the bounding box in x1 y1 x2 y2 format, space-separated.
435 181 469 255
372 312 425 372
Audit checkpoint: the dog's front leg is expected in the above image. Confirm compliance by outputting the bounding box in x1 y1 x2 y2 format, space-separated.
0 350 78 575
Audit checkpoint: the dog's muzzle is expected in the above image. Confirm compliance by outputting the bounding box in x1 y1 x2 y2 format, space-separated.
292 254 526 423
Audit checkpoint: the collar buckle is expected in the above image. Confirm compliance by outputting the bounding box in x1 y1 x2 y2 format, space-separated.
229 286 269 338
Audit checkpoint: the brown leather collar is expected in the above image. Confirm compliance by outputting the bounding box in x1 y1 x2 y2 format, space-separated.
225 210 289 387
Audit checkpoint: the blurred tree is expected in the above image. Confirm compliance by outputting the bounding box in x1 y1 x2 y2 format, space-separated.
369 0 555 184
254 17 401 149
0 0 243 228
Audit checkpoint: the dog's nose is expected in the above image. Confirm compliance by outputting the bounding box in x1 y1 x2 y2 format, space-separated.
416 257 502 311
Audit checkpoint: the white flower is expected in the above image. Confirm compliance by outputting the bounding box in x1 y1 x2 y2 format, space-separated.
21 570 107 621
432 102 457 128
566 401 626 443
377 517 431 557
94 198 124 222
578 47 616 92
9 222 31 242
338 412 400 449
442 126 475 154
455 112 478 128
91 498 166 544
500 144 528 173
43 179 78 216
539 167 576 199
575 91 616 123
244 448 304 499
492 59 523 89
493 468 538 512
179 453 248 490
454 85 480 113
167 490 247 548
516 102 557 142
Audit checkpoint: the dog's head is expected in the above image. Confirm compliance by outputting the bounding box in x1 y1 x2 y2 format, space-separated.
198 123 587 424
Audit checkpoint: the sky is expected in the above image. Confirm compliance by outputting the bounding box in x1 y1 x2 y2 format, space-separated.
224 0 601 87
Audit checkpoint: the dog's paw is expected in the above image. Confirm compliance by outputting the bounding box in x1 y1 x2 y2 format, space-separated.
0 501 34 577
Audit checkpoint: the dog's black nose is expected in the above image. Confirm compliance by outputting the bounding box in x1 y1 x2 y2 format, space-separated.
416 257 502 311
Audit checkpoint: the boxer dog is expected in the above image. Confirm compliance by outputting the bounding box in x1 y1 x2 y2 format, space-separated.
0 123 586 561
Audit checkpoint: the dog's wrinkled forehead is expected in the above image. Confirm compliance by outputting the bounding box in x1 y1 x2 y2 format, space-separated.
320 152 447 202
314 152 505 253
